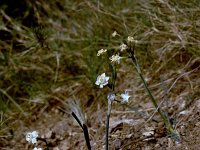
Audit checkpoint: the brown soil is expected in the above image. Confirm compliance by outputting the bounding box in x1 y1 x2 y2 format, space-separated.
1 98 200 150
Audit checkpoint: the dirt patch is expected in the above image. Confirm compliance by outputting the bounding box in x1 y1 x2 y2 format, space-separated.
1 99 200 150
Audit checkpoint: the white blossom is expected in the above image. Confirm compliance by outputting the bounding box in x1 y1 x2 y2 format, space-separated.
95 73 109 88
112 31 118 37
97 49 107 56
121 91 131 103
127 36 138 44
26 131 38 144
127 36 134 43
109 54 122 64
119 43 128 52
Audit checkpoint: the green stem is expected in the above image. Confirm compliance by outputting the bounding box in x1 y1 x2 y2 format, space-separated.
106 102 112 150
111 64 117 91
105 63 117 150
131 55 180 140
137 67 170 127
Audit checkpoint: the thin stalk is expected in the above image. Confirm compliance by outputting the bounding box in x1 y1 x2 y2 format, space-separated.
131 55 180 140
105 63 116 150
111 63 117 91
105 102 112 150
137 66 170 127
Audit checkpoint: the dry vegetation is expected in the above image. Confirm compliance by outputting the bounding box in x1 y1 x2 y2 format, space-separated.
0 0 200 149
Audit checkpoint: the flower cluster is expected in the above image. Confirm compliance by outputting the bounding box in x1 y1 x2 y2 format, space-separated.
119 43 128 52
97 49 107 56
96 33 133 103
96 33 135 149
127 36 138 44
109 53 122 64
127 36 134 43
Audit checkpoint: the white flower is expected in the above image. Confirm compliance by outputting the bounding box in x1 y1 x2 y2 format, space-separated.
112 31 118 37
127 36 138 44
97 49 107 56
119 43 128 52
121 91 131 103
33 147 42 150
127 36 134 43
26 131 38 144
109 54 122 64
95 73 109 88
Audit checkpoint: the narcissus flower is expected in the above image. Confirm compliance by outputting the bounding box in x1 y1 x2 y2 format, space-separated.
109 54 122 64
26 131 38 144
121 90 131 103
95 73 110 88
